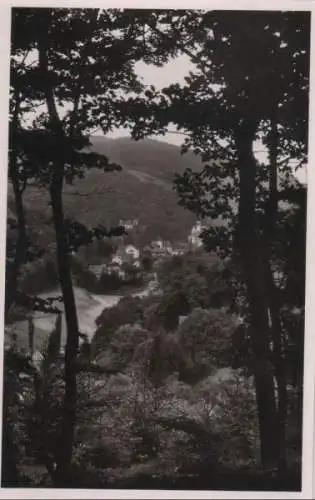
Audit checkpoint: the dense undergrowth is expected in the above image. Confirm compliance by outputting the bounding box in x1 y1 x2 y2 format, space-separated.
3 250 303 490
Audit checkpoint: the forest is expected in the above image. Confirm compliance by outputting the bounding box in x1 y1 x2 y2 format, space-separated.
2 8 309 492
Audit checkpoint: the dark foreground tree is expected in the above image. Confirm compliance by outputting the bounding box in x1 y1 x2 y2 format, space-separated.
8 7 179 485
132 10 309 473
5 48 33 318
173 12 309 473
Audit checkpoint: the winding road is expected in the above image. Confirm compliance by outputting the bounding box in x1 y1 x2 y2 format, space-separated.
11 279 156 352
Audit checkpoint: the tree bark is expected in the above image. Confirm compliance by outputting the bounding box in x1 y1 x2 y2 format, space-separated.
266 266 287 477
264 113 288 476
234 120 279 469
49 178 79 486
5 91 28 319
38 20 79 487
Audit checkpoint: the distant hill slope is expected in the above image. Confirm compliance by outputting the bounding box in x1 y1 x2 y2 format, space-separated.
9 135 302 252
8 137 203 249
88 136 203 182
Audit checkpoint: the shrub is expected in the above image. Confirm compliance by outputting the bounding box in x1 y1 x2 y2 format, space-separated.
92 296 144 356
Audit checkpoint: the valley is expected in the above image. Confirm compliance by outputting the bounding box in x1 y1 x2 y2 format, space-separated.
4 9 308 492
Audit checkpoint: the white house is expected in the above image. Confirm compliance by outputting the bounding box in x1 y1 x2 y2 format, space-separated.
150 239 173 257
111 245 140 268
188 221 204 248
111 255 124 266
119 219 139 230
125 245 140 260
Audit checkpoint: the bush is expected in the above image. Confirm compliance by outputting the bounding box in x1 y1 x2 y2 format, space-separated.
72 367 259 485
19 255 59 295
156 250 234 330
176 307 239 373
76 269 98 292
96 270 123 293
95 325 152 372
92 296 144 356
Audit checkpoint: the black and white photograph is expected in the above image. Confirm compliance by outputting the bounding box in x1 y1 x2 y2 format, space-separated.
1 5 313 496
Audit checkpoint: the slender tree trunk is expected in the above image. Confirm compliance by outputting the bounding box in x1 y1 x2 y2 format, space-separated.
38 21 79 487
235 121 279 469
3 87 28 480
6 164 28 318
49 179 79 486
266 267 287 477
265 113 288 477
5 91 28 319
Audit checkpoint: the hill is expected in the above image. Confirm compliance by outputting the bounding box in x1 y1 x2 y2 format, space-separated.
88 136 203 182
8 135 302 253
8 136 203 250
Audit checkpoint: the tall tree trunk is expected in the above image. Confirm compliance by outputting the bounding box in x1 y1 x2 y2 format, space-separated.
5 91 28 319
49 179 79 486
235 120 279 469
38 20 79 487
3 93 28 483
1 413 20 486
266 266 287 477
265 113 288 477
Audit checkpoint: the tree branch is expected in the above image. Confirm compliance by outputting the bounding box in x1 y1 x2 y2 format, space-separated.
146 20 214 87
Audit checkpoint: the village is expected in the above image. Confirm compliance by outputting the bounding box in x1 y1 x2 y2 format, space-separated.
88 219 204 284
